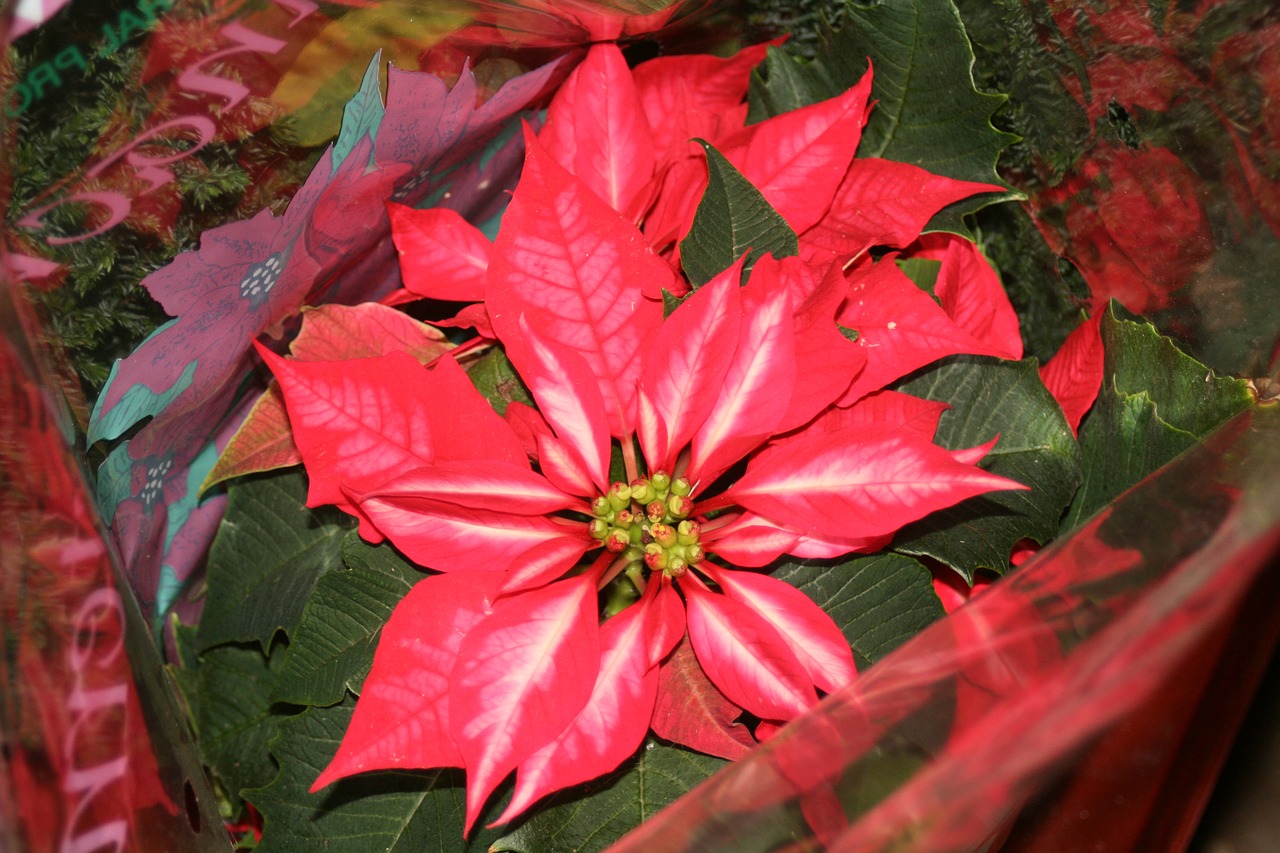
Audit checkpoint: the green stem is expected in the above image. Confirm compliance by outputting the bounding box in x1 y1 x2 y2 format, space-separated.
625 563 648 596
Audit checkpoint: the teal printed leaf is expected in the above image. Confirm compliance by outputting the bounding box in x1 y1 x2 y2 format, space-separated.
334 52 385 171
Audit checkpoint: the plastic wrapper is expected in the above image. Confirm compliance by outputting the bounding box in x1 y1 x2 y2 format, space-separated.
2 1 1277 850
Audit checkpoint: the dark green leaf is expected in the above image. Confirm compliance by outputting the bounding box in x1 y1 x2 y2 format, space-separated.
1062 303 1254 529
251 700 507 853
195 642 289 807
773 553 944 669
491 740 724 853
661 288 686 319
748 0 1018 232
468 346 534 417
895 256 941 294
272 534 419 707
894 356 1082 581
197 469 351 652
678 141 798 287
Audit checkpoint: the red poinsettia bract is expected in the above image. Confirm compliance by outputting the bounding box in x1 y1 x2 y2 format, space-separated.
261 51 1027 833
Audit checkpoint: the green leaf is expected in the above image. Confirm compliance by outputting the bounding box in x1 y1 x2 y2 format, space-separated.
772 553 944 669
895 256 941 295
272 536 419 707
490 740 724 853
748 0 1018 232
333 52 385 171
468 346 534 417
251 700 508 853
197 469 352 652
195 642 288 807
661 288 686 319
1062 303 1254 529
678 141 798 287
893 356 1082 581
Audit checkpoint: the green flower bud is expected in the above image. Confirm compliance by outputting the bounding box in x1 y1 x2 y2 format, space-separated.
607 482 632 511
588 518 610 540
605 529 631 552
677 519 701 544
670 476 692 497
666 494 694 519
650 470 671 493
630 478 656 505
664 559 688 578
643 543 667 571
650 523 677 548
646 500 665 523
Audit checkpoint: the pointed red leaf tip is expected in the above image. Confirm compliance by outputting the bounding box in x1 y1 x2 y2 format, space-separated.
1040 313 1104 436
911 232 1023 360
719 423 1028 543
311 571 505 792
450 572 601 833
722 64 874 234
835 256 1012 405
540 41 656 218
496 593 659 825
486 123 669 437
680 572 818 722
252 341 434 534
387 202 490 302
800 157 1006 266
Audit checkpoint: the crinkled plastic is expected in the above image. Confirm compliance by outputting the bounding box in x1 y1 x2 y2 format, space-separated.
2 1 1278 851
607 405 1280 851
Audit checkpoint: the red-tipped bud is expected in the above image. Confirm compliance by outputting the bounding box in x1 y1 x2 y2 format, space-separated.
666 494 693 519
646 500 665 522
676 519 700 544
670 477 692 497
605 529 631 552
607 482 632 511
591 495 611 517
615 509 634 527
664 559 688 578
650 470 671 493
588 518 609 540
630 479 656 504
650 523 677 548
643 543 666 571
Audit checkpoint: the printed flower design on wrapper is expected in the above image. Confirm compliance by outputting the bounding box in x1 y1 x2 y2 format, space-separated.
260 49 1029 830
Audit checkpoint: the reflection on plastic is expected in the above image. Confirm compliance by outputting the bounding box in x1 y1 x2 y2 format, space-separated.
608 408 1280 852
0 285 228 851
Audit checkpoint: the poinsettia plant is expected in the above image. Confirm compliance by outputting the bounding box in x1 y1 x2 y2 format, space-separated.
13 0 1275 850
